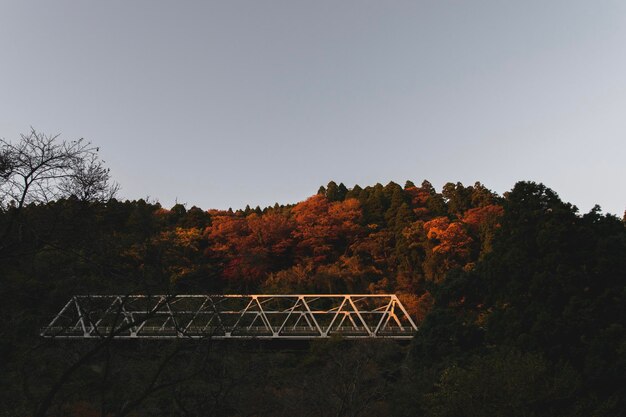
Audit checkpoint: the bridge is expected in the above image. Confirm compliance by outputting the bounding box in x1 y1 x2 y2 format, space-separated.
41 294 418 340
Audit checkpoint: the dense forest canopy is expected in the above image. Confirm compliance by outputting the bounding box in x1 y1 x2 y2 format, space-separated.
2 178 508 304
1 134 624 416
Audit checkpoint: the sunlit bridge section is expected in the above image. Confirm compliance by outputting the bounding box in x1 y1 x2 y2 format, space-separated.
41 294 418 340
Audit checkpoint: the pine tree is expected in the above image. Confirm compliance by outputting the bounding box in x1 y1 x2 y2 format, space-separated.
385 187 407 229
337 183 348 201
363 185 386 226
345 184 362 200
325 181 340 201
421 180 447 217
443 182 472 218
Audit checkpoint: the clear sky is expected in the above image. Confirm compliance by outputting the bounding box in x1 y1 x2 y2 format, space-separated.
1 1 625 215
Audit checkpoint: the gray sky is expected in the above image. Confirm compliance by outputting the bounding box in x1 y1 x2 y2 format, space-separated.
1 1 625 215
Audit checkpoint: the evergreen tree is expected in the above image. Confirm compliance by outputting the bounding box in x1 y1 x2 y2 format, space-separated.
385 186 408 229
325 181 343 202
362 184 386 226
421 180 447 217
470 181 497 207
337 182 348 201
345 184 362 200
413 181 626 415
442 182 472 218
325 181 338 201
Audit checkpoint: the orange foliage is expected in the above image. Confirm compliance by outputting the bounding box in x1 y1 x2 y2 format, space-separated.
246 212 294 256
423 217 473 258
397 292 434 323
414 217 474 281
291 195 362 262
412 207 430 219
205 215 249 255
263 264 315 293
404 186 430 206
148 227 204 281
205 212 294 283
154 207 170 217
462 204 504 256
171 227 202 248
462 204 504 231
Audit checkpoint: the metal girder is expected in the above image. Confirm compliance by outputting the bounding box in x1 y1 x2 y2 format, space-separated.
41 294 418 340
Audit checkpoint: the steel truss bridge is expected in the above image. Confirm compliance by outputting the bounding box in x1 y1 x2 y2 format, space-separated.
41 294 418 340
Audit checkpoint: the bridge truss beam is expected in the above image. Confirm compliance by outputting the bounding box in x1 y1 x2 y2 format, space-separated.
41 294 418 340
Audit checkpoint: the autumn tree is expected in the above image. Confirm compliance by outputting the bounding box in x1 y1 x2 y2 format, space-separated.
418 217 473 282
462 204 504 257
291 195 362 263
152 227 206 283
410 181 626 415
205 211 294 287
405 180 447 219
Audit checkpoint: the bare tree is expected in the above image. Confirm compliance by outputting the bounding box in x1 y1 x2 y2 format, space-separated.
0 128 118 209
0 128 119 245
0 148 14 180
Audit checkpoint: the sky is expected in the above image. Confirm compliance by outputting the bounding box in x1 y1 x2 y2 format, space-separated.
1 1 625 215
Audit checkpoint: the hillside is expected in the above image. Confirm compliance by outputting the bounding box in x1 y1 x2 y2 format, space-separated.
0 180 625 416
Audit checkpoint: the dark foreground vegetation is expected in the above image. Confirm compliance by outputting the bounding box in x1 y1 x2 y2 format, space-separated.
1 132 625 416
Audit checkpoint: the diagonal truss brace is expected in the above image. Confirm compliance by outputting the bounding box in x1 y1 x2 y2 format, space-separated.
41 294 418 340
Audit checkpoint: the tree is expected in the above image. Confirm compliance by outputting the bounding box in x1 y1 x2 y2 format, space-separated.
420 217 473 281
0 129 118 247
411 181 626 415
362 185 387 226
442 182 472 218
345 184 363 200
0 148 14 180
292 195 362 263
29 294 217 417
0 129 118 210
423 349 580 417
285 340 402 417
461 204 504 257
325 181 348 202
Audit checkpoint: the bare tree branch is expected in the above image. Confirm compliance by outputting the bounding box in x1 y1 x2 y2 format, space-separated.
0 128 119 250
0 128 118 210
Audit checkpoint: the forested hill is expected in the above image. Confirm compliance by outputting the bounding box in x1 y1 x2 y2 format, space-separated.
3 180 506 308
1 179 625 415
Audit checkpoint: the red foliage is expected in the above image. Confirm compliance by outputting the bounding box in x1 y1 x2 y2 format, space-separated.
246 212 294 256
462 204 504 231
205 212 294 283
423 217 473 258
397 292 435 323
404 186 430 206
291 195 362 262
